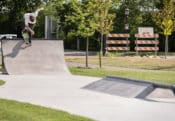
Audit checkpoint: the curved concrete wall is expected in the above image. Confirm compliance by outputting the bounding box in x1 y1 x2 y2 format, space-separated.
2 40 70 75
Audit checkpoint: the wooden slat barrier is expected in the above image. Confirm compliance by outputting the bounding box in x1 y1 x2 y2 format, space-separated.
135 40 159 44
106 33 130 52
135 47 159 51
135 34 159 38
107 34 130 38
107 40 130 44
106 47 130 51
135 33 159 55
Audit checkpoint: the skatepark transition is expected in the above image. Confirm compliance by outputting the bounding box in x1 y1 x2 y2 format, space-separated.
2 39 69 75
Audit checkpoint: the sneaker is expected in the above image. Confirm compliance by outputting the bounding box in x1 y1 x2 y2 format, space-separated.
25 42 29 44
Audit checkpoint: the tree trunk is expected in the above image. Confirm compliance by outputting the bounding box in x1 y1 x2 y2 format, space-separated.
99 33 103 68
165 35 169 59
76 37 80 51
86 37 89 68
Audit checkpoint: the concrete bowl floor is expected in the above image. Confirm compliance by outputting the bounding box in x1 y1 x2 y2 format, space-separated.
0 74 175 121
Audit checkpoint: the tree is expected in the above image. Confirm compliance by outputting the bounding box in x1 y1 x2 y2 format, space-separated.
95 0 116 68
138 0 159 27
66 0 98 68
114 0 143 34
66 0 118 68
152 0 175 58
45 0 80 40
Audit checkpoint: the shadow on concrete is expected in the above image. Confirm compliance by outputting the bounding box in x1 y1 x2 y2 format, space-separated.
4 40 30 58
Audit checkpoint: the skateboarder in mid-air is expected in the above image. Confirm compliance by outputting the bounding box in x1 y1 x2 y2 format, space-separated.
22 7 44 45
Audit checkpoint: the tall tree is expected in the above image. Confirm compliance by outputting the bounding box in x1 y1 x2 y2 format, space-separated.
66 0 98 68
95 0 116 68
152 0 175 58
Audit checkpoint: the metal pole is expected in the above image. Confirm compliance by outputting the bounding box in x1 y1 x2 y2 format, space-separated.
105 35 108 54
77 37 80 51
165 35 168 59
126 36 129 53
86 37 89 68
1 38 6 74
99 34 103 68
136 37 138 56
155 35 157 56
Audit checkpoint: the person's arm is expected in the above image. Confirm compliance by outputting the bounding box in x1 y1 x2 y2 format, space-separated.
34 7 44 17
28 7 44 24
24 13 29 27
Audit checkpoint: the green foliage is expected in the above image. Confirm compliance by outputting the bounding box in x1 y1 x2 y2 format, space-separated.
45 0 118 39
0 0 43 34
114 0 142 34
152 0 175 35
45 0 79 39
35 12 45 38
94 0 116 35
105 52 124 57
66 55 175 71
69 67 175 84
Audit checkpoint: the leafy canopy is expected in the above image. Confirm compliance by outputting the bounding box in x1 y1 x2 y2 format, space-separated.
152 0 175 35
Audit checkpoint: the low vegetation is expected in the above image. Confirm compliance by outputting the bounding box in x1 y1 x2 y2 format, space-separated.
0 99 94 121
66 55 175 71
69 67 175 85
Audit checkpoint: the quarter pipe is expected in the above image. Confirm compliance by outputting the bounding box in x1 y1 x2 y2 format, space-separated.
2 40 69 75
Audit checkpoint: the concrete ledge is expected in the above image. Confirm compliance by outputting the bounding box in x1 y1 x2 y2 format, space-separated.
83 76 175 99
106 76 175 93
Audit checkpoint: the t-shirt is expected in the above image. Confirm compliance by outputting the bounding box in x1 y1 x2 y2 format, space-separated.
24 10 39 27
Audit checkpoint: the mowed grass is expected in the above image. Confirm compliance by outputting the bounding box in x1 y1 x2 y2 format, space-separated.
0 80 5 86
69 67 175 85
65 56 175 71
0 99 94 121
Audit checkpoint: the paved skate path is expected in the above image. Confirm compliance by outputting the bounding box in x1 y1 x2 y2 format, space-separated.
0 75 175 121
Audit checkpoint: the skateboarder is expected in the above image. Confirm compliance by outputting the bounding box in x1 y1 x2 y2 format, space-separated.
22 7 44 44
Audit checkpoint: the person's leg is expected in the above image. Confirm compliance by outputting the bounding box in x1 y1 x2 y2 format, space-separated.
25 26 34 44
28 24 35 44
28 30 32 44
22 28 29 43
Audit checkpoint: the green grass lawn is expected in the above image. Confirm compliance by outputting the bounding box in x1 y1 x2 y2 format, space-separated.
65 56 175 71
0 99 94 121
0 80 5 86
69 67 175 85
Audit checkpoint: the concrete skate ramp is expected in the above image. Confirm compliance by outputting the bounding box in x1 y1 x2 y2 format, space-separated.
2 40 69 75
84 76 154 98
